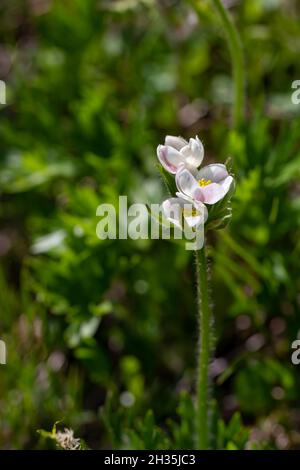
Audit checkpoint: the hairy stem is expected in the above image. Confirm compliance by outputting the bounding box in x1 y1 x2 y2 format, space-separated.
211 0 245 129
195 245 211 449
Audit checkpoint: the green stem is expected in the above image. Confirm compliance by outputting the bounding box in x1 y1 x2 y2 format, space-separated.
195 245 211 450
211 0 245 129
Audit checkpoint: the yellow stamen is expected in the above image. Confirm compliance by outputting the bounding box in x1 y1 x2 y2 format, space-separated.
198 178 212 187
183 207 199 217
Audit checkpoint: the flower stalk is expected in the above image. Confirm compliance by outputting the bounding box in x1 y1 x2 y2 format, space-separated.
195 245 211 449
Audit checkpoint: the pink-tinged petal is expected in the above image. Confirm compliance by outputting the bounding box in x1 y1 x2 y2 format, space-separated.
197 163 228 183
220 175 234 195
162 198 183 229
164 135 187 151
157 145 184 174
175 168 199 199
198 183 226 204
193 187 206 203
180 136 204 168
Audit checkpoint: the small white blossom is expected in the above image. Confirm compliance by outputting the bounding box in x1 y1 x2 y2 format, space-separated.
157 135 204 174
175 164 234 205
162 197 207 230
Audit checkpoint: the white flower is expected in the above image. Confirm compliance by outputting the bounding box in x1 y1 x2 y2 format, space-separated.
175 164 234 205
157 135 204 174
162 196 208 230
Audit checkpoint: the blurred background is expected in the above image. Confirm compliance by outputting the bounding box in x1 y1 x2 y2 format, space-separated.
1 0 300 450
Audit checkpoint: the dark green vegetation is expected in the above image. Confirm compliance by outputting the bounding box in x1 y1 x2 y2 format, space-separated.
0 0 300 449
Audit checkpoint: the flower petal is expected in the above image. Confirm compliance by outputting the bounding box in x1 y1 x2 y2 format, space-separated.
175 191 194 204
180 136 204 168
183 213 202 228
162 198 184 229
197 182 226 205
220 175 234 195
164 135 187 151
157 145 184 174
175 168 199 199
197 163 228 183
182 202 208 228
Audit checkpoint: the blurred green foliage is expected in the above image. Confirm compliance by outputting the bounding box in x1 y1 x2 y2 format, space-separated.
0 0 300 450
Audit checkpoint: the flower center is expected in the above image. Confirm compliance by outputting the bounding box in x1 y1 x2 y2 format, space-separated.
198 178 212 187
182 207 199 217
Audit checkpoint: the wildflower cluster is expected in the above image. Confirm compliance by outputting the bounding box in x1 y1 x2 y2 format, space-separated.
157 135 235 246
